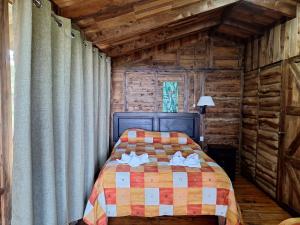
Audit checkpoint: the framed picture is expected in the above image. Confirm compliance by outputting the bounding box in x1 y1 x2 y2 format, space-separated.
162 81 178 112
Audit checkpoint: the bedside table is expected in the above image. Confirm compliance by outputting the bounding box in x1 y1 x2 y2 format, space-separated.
206 144 236 181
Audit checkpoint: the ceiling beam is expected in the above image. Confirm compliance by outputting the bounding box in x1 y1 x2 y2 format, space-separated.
52 0 91 11
55 0 145 19
85 0 240 46
244 0 297 18
217 24 252 39
74 0 150 28
222 18 265 35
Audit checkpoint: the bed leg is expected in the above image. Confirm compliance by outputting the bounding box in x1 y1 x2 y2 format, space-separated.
218 217 226 225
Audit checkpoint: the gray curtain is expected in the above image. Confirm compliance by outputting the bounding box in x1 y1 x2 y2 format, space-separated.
93 48 100 165
52 14 72 225
98 53 109 165
106 57 112 155
12 0 112 224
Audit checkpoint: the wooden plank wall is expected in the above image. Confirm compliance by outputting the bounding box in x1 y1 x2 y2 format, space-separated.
256 64 282 198
279 57 300 214
111 33 244 161
242 5 300 199
245 4 300 72
241 70 258 179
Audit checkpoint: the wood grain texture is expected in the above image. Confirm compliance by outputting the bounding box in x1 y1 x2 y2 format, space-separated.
111 34 243 173
256 64 282 198
0 0 12 224
241 70 258 179
278 57 300 215
242 8 300 212
235 176 291 225
241 61 284 199
51 0 297 56
245 6 300 71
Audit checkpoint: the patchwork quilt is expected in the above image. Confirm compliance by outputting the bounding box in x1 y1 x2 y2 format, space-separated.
83 129 241 225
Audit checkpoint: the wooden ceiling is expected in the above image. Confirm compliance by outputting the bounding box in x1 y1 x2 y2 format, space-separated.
52 0 298 57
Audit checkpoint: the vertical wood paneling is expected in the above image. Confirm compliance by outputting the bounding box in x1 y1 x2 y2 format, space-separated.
0 0 12 224
111 68 125 112
245 7 300 72
252 38 259 70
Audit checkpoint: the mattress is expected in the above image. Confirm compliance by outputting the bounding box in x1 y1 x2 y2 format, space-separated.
83 129 241 225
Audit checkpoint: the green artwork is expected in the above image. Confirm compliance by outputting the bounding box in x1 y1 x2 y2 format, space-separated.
162 81 178 112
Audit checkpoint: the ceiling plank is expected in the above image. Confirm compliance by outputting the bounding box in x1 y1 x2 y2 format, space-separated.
223 18 265 35
217 23 253 38
52 0 298 54
52 0 93 11
244 0 297 18
55 0 145 19
75 0 147 28
106 16 221 57
87 0 240 46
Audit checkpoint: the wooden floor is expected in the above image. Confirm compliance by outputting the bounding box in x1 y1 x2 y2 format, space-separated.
234 176 291 225
75 176 291 225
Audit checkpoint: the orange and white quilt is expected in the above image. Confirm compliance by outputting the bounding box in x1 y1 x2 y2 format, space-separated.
83 129 241 225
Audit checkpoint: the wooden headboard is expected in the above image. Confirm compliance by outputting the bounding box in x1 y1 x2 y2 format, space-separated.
113 112 200 143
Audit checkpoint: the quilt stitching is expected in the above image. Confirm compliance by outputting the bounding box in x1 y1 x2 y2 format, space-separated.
83 129 241 225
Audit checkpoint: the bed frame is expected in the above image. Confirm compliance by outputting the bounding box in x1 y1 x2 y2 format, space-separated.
113 112 200 144
110 112 225 225
77 216 224 225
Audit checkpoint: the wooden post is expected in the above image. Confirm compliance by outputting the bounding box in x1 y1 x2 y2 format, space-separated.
0 0 12 224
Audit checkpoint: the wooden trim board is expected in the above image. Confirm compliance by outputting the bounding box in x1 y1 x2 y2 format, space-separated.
0 0 12 224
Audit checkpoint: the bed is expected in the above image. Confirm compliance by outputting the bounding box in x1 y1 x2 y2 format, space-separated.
83 112 241 225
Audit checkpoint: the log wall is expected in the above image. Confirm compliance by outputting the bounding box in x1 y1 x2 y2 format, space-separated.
241 70 258 179
241 7 300 198
243 45 284 198
256 64 282 198
111 33 244 153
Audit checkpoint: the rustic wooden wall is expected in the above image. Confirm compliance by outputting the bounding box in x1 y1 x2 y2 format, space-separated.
111 32 244 151
245 4 300 72
278 57 300 214
241 5 300 202
241 70 258 179
256 64 282 198
242 64 282 199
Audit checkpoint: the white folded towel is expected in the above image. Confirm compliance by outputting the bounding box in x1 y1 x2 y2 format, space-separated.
117 151 150 167
169 151 201 168
184 153 201 168
169 151 185 166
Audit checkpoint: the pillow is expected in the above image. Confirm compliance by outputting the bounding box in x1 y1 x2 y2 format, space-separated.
119 128 195 145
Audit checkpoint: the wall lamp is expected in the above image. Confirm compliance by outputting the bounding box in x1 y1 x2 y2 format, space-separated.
197 96 215 114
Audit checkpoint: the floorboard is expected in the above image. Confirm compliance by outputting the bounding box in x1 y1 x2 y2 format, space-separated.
73 175 292 225
234 176 291 225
